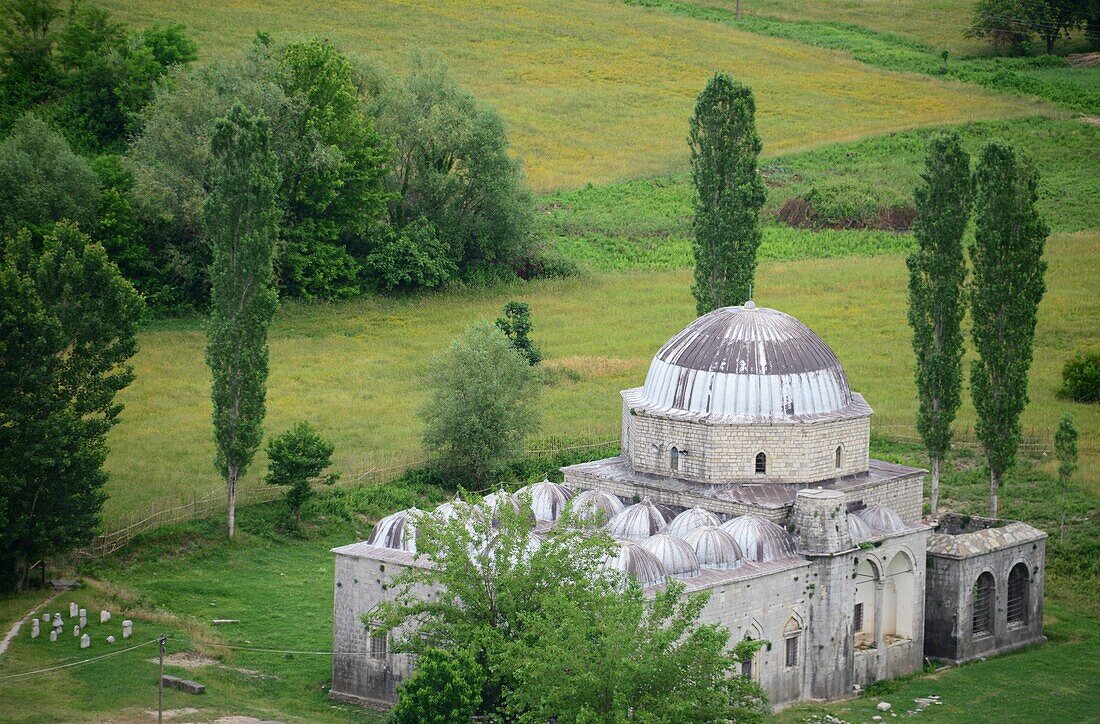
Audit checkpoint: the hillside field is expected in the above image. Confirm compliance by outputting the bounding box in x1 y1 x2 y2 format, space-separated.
99 0 1049 190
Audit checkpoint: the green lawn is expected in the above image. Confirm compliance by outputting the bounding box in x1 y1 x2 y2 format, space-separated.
99 0 1047 190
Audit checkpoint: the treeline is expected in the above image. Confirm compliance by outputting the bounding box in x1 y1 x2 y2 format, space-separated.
0 1 564 315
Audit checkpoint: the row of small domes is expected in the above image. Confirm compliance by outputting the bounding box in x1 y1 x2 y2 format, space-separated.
365 483 906 586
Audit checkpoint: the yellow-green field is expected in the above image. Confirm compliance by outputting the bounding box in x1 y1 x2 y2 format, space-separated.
696 0 990 55
106 231 1099 520
100 0 1048 190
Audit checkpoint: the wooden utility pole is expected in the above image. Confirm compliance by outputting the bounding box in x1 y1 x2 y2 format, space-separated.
736 0 742 21
158 635 166 723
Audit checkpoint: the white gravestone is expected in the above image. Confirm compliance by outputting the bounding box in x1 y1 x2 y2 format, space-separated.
79 612 87 628
31 619 39 638
73 625 80 637
80 633 90 649
42 613 51 624
52 615 63 630
122 620 132 639
69 602 78 618
106 636 115 644
49 630 57 642
99 610 111 624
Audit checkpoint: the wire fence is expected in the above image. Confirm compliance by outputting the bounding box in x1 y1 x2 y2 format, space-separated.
77 422 1070 560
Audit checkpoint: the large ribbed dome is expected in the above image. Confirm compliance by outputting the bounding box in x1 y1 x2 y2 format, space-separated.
367 508 422 552
638 305 855 420
719 515 796 562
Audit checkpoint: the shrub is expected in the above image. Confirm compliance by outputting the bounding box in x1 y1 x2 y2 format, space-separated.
265 421 337 529
421 322 540 486
362 218 456 293
1059 348 1100 403
495 300 542 366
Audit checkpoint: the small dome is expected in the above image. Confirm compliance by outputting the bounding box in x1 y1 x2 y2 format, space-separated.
857 505 905 533
719 515 796 562
607 497 668 541
666 506 721 539
607 543 667 587
569 489 626 523
479 530 542 564
483 490 533 527
367 507 422 552
641 533 700 578
848 513 874 542
638 305 855 420
683 526 743 569
517 480 574 523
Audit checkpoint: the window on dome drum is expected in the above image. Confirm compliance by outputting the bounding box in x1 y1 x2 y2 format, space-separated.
972 572 995 636
835 445 842 469
1008 563 1029 625
670 446 679 471
368 623 387 659
755 452 767 474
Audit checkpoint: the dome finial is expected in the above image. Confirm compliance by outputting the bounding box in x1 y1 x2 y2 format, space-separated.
745 284 756 309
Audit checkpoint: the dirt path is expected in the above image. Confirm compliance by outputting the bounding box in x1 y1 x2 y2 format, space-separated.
0 591 61 659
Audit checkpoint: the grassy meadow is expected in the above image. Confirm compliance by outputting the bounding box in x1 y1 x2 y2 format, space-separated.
105 229 1100 520
99 0 1050 190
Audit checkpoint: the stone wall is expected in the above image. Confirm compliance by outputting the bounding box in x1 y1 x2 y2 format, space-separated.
622 391 871 485
841 471 924 524
330 551 431 707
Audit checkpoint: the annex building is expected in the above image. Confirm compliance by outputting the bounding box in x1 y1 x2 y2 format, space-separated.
330 303 1047 709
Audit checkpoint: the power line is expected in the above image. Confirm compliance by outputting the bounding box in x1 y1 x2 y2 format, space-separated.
0 637 160 682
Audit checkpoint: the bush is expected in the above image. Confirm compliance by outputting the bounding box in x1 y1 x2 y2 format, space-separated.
265 421 337 529
422 322 541 486
362 218 456 293
777 179 915 232
391 648 483 724
1059 347 1100 403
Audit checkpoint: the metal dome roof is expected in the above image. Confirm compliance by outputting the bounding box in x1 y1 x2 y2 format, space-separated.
637 305 856 421
516 480 574 523
641 533 701 578
666 506 721 539
719 515 796 562
483 490 534 527
856 505 906 534
848 512 875 542
569 489 626 524
367 507 422 552
608 543 668 587
683 525 744 569
607 497 668 541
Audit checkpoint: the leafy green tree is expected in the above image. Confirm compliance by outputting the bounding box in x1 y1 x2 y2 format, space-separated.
275 39 388 299
967 0 1035 54
265 421 336 529
1028 0 1085 54
0 222 142 590
130 36 387 306
907 132 971 517
1054 414 1078 543
0 113 99 235
205 103 281 539
496 300 541 366
1058 347 1100 403
970 141 1048 517
0 0 63 129
368 52 535 280
377 500 767 721
689 73 765 315
391 647 483 724
422 322 540 486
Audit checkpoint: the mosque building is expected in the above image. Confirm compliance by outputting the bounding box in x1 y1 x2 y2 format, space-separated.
330 303 1047 709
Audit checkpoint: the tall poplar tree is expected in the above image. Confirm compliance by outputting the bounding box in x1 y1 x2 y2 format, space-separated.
689 74 765 315
205 103 281 538
907 132 971 518
970 141 1048 517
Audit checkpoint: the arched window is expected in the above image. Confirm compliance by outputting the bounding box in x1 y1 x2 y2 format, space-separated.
1007 563 1029 625
883 552 914 641
755 452 767 475
670 446 679 471
972 572 995 636
835 445 843 469
783 617 802 667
